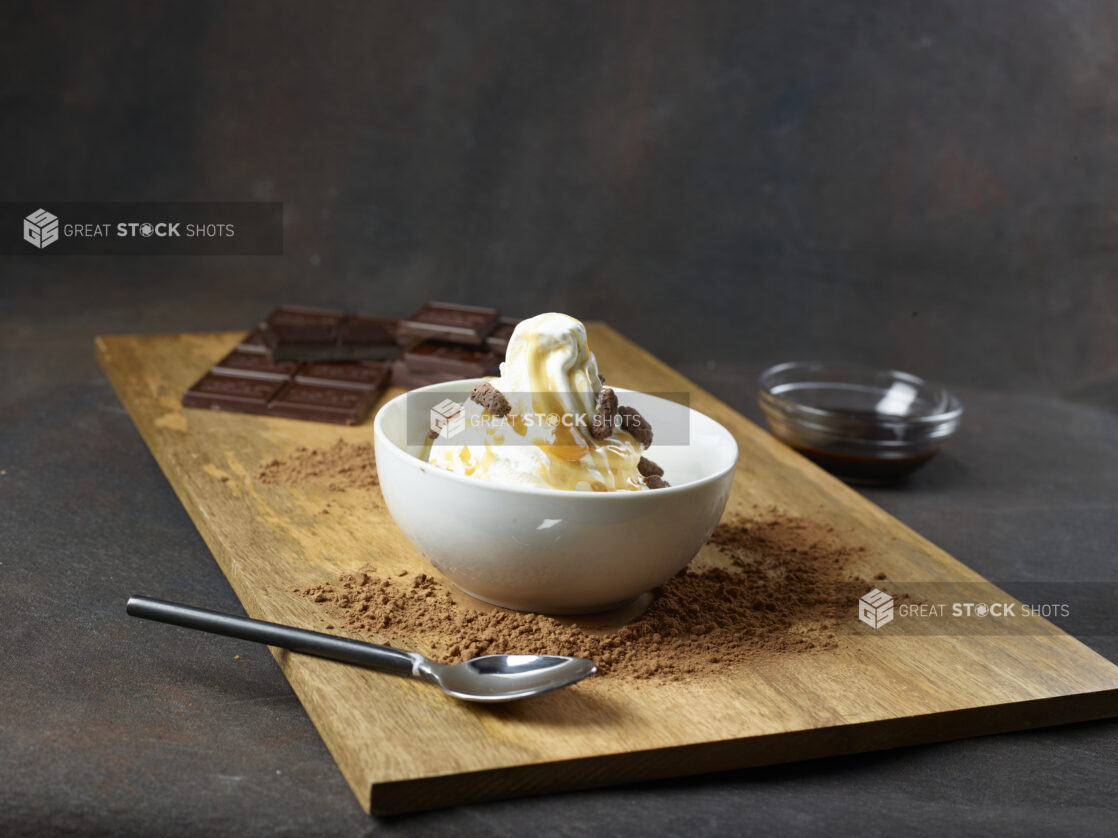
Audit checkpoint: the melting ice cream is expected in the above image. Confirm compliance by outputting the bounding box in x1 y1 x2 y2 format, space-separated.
425 313 664 491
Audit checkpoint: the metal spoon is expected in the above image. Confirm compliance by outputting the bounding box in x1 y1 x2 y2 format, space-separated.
126 596 596 702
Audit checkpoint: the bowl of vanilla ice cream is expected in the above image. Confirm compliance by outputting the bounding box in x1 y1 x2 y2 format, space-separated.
373 313 738 614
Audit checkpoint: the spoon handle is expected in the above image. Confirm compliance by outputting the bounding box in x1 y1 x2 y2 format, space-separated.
127 595 420 677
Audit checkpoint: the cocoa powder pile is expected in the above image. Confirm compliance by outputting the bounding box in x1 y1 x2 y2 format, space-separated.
298 510 878 682
256 439 378 491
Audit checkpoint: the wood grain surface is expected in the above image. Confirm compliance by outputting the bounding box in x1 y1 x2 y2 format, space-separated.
95 326 1118 815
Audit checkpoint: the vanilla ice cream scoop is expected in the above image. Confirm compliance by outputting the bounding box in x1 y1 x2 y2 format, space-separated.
426 313 654 491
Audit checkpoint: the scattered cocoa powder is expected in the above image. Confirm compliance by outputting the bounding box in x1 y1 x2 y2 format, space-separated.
256 439 378 492
299 509 879 682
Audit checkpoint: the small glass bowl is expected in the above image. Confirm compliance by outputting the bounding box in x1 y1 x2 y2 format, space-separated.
758 361 963 484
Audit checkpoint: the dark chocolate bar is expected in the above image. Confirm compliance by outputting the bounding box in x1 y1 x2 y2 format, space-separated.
185 301 513 420
182 344 390 425
261 305 400 362
396 302 500 346
485 316 521 354
403 341 501 378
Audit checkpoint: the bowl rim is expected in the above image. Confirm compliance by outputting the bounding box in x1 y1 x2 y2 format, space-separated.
373 378 739 499
757 360 964 427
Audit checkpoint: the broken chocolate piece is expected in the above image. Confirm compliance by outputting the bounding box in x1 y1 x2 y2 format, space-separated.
645 474 670 489
637 456 664 478
617 405 653 447
469 381 511 417
263 305 343 343
397 301 500 346
261 306 400 362
590 387 618 439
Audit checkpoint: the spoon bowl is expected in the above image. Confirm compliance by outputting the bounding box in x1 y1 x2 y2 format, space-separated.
418 654 599 702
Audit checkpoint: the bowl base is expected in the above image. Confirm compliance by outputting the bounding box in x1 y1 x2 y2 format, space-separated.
452 583 650 617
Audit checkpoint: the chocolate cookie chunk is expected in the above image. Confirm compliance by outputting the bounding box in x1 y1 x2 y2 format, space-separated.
469 381 511 417
637 456 663 478
617 405 653 447
645 475 670 489
590 387 618 439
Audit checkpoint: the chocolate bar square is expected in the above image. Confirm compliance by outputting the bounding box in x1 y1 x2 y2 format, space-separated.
340 315 398 346
263 305 344 342
182 373 286 415
396 302 500 346
295 361 391 391
403 341 501 378
214 349 299 380
266 381 379 425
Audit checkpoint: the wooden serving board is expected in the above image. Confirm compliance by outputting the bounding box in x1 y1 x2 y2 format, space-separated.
96 326 1118 816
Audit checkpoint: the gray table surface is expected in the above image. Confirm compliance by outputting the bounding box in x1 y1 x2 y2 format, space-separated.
5 1 1118 834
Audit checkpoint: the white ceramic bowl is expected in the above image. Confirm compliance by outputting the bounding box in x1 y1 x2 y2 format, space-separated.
373 379 739 614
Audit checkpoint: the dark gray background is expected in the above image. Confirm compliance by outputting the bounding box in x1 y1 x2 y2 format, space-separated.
2 2 1117 835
